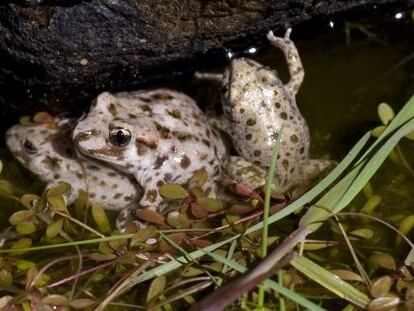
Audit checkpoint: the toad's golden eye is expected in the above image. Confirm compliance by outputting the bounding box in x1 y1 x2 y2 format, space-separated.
23 139 38 155
109 128 131 147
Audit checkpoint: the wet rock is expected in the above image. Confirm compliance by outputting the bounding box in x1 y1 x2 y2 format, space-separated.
0 0 404 120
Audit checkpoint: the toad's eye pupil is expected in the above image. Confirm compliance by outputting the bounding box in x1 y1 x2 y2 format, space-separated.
23 139 38 154
109 128 131 147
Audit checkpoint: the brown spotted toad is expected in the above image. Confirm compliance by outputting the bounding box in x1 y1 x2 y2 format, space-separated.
73 89 226 213
6 116 143 226
217 29 335 194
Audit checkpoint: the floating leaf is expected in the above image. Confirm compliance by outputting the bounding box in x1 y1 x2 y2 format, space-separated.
20 194 40 209
166 211 190 229
9 210 33 225
189 169 208 187
136 209 166 227
91 203 111 233
46 182 71 197
370 276 392 298
130 227 158 248
89 252 117 261
189 186 205 199
158 233 186 254
47 195 68 212
361 195 382 214
406 131 414 140
16 221 37 235
330 269 364 282
15 260 36 271
147 276 166 303
159 184 189 200
197 197 222 213
189 239 212 248
229 204 253 215
46 219 64 239
397 215 414 245
371 126 386 138
181 266 204 277
302 241 334 250
11 237 32 250
370 252 396 270
378 103 395 125
368 295 399 311
190 202 208 219
42 295 69 306
0 269 12 285
350 228 374 239
69 298 97 309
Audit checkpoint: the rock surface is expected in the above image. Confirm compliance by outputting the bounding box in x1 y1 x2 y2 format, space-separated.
0 0 405 119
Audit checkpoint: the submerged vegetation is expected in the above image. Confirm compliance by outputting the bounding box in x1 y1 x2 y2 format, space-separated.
1 8 414 311
0 97 413 310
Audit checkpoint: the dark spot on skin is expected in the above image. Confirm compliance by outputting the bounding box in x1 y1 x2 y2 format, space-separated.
87 164 100 170
152 93 173 100
154 156 168 169
112 184 118 189
290 135 299 143
107 172 117 177
114 193 122 199
254 150 261 157
124 196 132 202
90 193 96 198
195 121 201 127
245 133 252 140
290 167 295 173
192 112 200 120
146 190 158 203
164 173 172 182
199 153 208 160
155 122 170 139
99 181 106 186
282 159 289 170
208 160 214 165
126 164 134 169
174 132 191 141
170 145 178 153
206 130 211 138
101 195 107 200
246 119 256 126
76 172 84 179
156 180 164 187
201 139 211 147
275 102 281 108
53 174 60 179
280 112 288 120
141 104 152 113
240 108 245 113
168 110 181 119
128 113 137 119
140 97 151 103
180 155 191 169
108 103 117 117
300 147 305 154
135 137 157 150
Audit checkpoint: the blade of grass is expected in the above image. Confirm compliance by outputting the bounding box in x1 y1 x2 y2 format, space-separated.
197 250 325 311
258 128 283 309
290 256 370 308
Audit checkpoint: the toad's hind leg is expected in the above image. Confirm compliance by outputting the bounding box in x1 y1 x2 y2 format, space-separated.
267 28 304 96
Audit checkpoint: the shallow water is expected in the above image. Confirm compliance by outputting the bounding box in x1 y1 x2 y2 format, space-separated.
0 4 414 309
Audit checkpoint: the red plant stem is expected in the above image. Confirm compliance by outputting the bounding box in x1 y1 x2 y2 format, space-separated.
46 260 115 289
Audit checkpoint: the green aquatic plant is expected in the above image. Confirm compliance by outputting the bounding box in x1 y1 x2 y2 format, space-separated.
0 94 413 310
